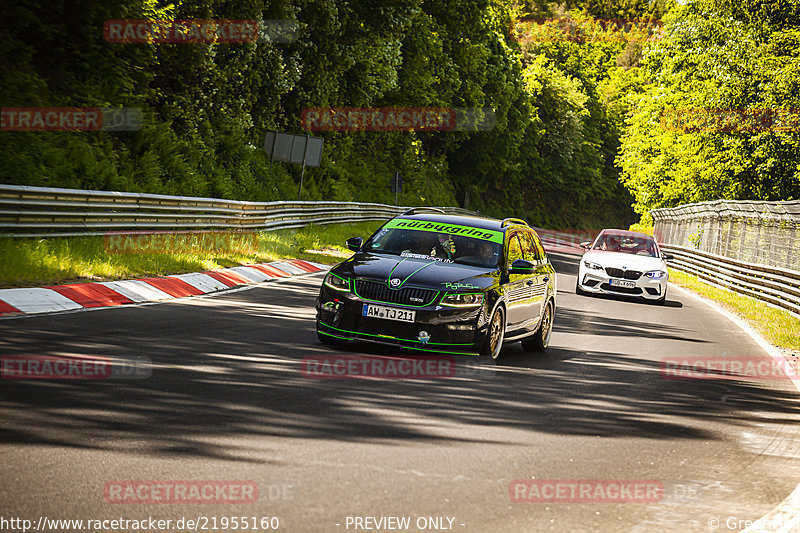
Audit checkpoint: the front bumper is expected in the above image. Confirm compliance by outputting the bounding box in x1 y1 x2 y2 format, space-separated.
577 266 667 300
315 285 488 354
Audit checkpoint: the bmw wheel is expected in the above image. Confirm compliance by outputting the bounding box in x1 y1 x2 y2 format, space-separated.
575 281 586 295
655 288 667 306
523 300 553 352
480 306 506 360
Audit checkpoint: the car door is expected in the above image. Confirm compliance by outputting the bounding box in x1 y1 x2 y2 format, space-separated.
516 231 544 326
529 230 553 317
504 231 536 329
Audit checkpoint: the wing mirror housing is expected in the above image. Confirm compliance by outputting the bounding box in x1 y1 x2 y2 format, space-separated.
346 237 363 252
579 241 591 250
509 259 535 274
662 252 673 261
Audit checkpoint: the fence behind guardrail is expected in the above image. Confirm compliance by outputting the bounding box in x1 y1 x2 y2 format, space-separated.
651 199 800 271
651 199 800 316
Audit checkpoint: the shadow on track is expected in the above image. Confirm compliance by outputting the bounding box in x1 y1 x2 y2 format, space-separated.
0 275 797 463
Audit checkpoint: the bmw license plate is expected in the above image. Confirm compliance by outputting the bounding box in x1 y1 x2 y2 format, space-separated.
362 304 415 323
609 279 636 289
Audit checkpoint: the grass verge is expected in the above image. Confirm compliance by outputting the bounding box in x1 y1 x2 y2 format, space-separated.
0 221 383 288
668 268 800 352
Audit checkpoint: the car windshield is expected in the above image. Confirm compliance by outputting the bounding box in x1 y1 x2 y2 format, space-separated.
363 227 501 267
592 233 657 257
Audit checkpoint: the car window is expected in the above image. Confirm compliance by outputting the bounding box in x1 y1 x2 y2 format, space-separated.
517 231 541 262
362 221 502 267
506 233 524 267
531 232 547 261
592 233 657 257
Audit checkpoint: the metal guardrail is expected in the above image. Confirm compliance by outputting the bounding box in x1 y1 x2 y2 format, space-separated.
651 199 800 317
0 184 475 237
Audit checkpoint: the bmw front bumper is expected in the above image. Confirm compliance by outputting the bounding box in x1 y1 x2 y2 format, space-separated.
577 265 668 301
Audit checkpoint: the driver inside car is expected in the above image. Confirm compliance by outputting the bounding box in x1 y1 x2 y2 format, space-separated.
475 240 496 266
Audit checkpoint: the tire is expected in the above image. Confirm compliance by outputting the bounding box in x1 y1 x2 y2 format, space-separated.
522 300 554 352
655 288 667 306
317 322 347 347
480 306 506 360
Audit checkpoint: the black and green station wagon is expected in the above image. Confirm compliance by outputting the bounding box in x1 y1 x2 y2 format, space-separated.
315 209 557 359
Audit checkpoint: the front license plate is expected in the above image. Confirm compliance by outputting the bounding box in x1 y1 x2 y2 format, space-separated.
362 304 415 323
609 279 636 289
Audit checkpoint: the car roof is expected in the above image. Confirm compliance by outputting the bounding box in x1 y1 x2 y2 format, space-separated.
391 212 519 232
598 229 655 240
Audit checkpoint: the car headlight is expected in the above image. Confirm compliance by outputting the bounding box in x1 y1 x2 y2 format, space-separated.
583 260 603 270
324 272 350 292
645 270 666 279
440 292 484 307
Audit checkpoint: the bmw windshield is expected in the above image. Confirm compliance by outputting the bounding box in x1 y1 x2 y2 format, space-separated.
363 219 503 268
592 233 658 257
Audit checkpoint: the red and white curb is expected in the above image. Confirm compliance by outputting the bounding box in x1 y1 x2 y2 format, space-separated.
0 259 328 317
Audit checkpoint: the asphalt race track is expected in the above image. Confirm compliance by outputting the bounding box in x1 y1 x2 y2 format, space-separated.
2 253 800 532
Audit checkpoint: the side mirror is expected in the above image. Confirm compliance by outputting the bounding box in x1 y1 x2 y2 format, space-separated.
662 253 673 261
579 241 591 250
509 259 535 274
346 237 363 252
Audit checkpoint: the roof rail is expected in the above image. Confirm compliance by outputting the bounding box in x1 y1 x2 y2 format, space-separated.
500 217 529 228
402 207 446 216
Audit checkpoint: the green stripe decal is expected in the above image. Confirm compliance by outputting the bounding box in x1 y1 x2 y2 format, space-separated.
384 218 504 244
387 257 408 286
319 322 474 348
397 261 435 288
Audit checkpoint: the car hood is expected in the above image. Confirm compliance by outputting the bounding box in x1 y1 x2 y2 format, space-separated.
582 250 666 271
333 253 498 291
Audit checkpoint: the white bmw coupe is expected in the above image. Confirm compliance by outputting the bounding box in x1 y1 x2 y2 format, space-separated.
576 229 672 305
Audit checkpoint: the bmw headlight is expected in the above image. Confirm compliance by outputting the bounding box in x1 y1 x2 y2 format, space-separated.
324 272 350 292
441 292 484 307
583 260 603 270
645 270 666 279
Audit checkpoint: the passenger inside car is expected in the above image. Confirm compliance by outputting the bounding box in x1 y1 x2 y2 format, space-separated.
432 234 456 259
633 239 657 256
600 236 621 251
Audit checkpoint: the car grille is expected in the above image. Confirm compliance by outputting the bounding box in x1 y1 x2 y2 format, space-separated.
600 283 643 295
354 280 438 306
605 267 642 280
